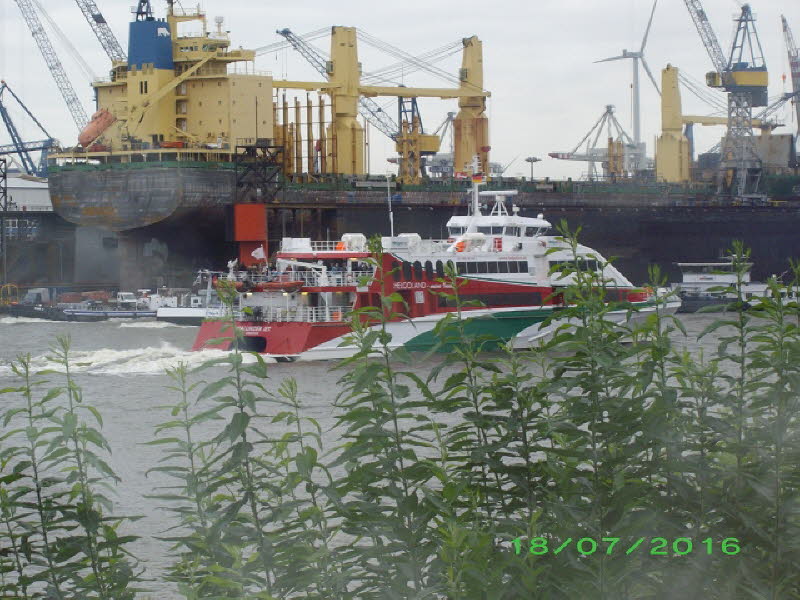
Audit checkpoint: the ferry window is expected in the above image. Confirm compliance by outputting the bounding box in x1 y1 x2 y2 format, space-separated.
509 262 519 274
457 262 467 275
498 262 509 273
424 261 433 278
466 262 477 274
435 260 444 278
446 260 456 275
492 227 504 235
506 227 520 237
525 228 536 237
442 293 544 308
392 260 401 279
519 261 529 273
402 261 412 281
413 261 423 280
478 226 491 234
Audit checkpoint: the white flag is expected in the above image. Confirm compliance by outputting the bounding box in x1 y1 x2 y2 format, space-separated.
251 246 266 260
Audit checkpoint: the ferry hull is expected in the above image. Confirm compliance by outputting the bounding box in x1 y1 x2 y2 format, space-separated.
191 302 676 361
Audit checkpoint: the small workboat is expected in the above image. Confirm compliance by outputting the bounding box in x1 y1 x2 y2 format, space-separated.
669 260 769 313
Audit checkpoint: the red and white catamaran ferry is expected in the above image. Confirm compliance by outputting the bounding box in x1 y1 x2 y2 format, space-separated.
193 183 676 360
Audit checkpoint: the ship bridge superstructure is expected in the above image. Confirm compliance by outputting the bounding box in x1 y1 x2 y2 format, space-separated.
59 0 271 154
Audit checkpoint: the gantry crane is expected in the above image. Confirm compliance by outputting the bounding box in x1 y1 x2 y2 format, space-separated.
682 1 768 198
549 105 635 180
0 82 55 178
656 64 789 183
782 15 800 135
73 0 126 63
276 29 400 140
12 0 89 131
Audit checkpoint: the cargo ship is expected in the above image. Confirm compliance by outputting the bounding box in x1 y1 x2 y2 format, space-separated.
193 184 679 360
30 0 799 295
47 1 271 232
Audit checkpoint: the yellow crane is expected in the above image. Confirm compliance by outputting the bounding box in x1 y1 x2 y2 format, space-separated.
273 28 490 177
656 64 769 183
682 1 768 198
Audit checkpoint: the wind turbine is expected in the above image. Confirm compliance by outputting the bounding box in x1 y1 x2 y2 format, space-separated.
596 0 661 170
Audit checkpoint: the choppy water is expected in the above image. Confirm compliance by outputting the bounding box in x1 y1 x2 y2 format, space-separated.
0 314 718 597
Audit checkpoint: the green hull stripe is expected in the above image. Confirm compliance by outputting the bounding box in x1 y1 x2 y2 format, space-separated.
403 308 554 351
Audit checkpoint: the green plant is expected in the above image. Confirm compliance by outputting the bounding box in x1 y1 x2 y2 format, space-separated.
0 340 138 599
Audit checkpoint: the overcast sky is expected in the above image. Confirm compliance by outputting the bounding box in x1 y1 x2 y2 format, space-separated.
1 0 798 179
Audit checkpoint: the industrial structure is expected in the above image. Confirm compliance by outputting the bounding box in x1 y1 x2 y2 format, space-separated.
656 64 796 184
549 105 638 180
1 0 798 294
683 1 769 199
12 0 89 130
784 15 800 135
73 0 126 63
596 0 661 173
0 81 55 178
270 27 490 180
33 0 495 283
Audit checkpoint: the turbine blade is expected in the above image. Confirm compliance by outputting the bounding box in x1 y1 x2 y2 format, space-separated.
595 55 627 63
640 0 658 53
641 58 662 96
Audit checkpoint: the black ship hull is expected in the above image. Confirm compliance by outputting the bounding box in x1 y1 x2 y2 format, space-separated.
35 171 800 291
48 164 235 231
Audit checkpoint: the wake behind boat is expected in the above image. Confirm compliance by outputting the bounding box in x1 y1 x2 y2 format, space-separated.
193 179 679 360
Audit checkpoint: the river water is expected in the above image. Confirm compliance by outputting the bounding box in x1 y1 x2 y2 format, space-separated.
0 314 718 597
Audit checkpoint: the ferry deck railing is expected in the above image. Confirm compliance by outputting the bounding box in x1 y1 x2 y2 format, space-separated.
237 270 373 288
234 305 353 323
292 238 537 255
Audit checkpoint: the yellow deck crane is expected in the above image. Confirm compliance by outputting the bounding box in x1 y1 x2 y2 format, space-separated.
657 65 794 183
269 28 490 179
682 1 768 199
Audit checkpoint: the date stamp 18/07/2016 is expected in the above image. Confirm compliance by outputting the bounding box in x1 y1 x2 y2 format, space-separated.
511 537 741 557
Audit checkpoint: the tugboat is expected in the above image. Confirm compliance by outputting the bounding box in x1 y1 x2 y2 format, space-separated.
193 179 678 360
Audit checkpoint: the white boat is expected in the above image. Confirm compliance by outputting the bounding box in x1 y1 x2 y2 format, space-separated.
155 271 225 325
194 180 680 360
670 260 770 312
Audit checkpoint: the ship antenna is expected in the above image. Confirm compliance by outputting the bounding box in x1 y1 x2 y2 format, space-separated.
470 155 482 217
465 155 483 234
135 0 154 21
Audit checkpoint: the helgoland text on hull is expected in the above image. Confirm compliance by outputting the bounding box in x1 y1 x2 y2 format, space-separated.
193 185 680 360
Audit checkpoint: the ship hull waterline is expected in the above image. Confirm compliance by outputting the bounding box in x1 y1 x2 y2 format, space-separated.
192 301 678 361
